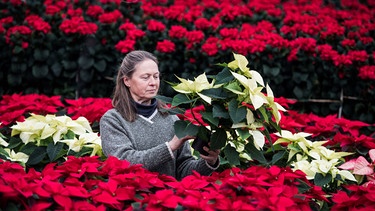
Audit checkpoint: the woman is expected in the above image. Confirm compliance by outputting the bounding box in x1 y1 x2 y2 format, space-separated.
99 50 220 180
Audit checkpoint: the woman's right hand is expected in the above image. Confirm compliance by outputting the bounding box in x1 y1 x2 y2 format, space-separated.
168 135 194 151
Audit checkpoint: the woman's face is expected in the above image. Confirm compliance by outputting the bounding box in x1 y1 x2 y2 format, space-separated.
123 59 160 104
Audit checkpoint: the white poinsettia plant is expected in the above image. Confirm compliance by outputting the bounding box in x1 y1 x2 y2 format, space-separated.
0 113 103 168
273 130 356 189
161 52 286 166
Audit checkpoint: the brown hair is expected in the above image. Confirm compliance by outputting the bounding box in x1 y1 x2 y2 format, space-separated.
112 50 166 122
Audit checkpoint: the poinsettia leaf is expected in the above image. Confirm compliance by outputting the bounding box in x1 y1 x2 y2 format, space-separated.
171 94 196 106
7 137 23 149
257 106 269 123
228 99 246 124
314 173 332 187
295 178 312 194
353 156 373 175
201 111 219 127
268 121 282 134
271 151 286 165
210 128 227 150
225 82 243 94
47 142 64 161
78 55 94 70
223 145 240 166
237 128 250 140
245 142 267 164
173 120 199 138
159 107 185 115
19 142 37 155
155 95 173 104
213 66 233 84
212 103 230 119
27 147 47 165
200 88 228 99
369 149 375 162
93 59 106 72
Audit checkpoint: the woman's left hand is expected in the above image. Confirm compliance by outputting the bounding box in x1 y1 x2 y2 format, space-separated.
200 146 220 166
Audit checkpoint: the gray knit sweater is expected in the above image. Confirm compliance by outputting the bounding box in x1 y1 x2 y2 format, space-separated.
99 108 218 180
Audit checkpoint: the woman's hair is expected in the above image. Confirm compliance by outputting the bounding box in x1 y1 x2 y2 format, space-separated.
112 50 166 122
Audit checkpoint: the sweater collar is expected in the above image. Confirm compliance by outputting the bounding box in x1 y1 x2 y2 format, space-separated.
133 98 157 118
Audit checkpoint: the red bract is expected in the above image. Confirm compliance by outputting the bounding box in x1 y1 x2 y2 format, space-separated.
146 189 181 210
358 65 375 80
156 39 176 53
5 25 32 43
25 15 51 34
202 37 219 56
146 19 166 32
185 30 205 49
59 17 98 35
67 8 83 17
194 17 211 30
115 39 136 53
332 183 375 210
98 10 123 24
90 179 127 209
65 97 112 123
168 25 187 39
86 5 104 18
0 93 64 127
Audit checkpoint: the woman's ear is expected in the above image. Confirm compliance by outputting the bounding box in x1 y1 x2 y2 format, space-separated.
123 77 130 87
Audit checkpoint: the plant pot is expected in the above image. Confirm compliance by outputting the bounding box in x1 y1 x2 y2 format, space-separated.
191 137 210 156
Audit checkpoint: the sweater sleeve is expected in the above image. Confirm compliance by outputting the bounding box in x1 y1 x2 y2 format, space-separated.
99 110 173 171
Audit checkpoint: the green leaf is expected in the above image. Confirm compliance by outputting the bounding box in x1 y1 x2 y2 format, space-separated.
27 147 47 165
14 45 23 54
212 104 230 119
155 95 173 104
63 130 76 140
51 62 62 77
94 59 106 72
201 111 219 127
171 94 195 106
228 99 246 124
293 86 304 99
19 142 37 155
258 106 269 123
159 107 185 115
0 147 9 157
263 64 280 77
200 88 228 99
78 55 94 70
7 137 23 149
80 69 93 82
33 48 49 61
210 128 227 150
7 74 22 86
47 142 64 162
32 64 49 78
245 142 267 164
237 128 250 140
271 151 286 165
62 60 77 70
225 82 242 93
223 145 240 166
173 120 199 138
314 173 332 187
214 67 233 84
296 178 312 193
